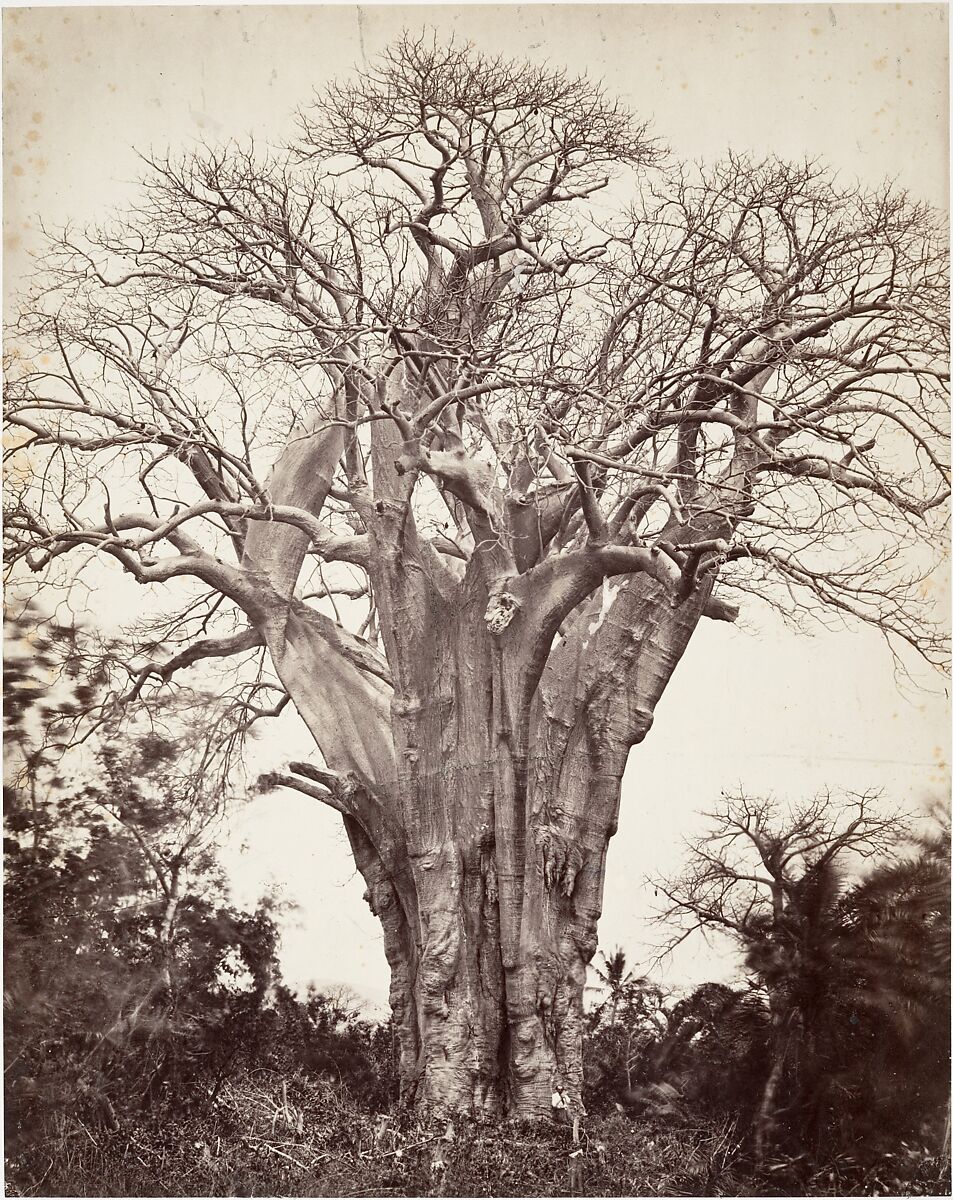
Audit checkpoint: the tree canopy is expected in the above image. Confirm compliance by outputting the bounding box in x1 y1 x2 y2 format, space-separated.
6 36 948 685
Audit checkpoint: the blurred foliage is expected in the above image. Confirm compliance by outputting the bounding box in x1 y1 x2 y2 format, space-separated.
4 604 398 1188
583 804 950 1191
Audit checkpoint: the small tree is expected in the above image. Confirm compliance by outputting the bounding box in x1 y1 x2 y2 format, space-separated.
5 34 948 1117
590 948 634 1030
654 791 946 1164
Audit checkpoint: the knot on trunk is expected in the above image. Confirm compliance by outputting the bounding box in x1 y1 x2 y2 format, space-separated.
363 878 395 917
574 925 599 965
393 451 420 477
536 825 584 897
484 587 522 633
627 706 656 746
420 911 461 1017
392 691 423 719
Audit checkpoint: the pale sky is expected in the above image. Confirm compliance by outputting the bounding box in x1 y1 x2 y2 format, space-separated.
4 3 950 1010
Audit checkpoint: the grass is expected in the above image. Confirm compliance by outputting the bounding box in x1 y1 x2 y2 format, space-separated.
5 1072 949 1197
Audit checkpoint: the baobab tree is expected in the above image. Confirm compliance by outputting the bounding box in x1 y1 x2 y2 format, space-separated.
4 37 949 1119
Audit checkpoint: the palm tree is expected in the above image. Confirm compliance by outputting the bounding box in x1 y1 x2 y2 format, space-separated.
591 948 633 1029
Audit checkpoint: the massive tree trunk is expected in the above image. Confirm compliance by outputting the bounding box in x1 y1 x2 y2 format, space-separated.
250 450 715 1116
367 577 707 1119
235 326 739 1119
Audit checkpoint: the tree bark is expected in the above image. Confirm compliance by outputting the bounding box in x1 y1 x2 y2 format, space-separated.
277 569 712 1119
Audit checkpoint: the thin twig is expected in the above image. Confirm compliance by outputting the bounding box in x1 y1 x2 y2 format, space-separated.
249 1140 307 1169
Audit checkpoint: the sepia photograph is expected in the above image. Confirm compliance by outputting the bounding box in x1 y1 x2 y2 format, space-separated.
3 4 950 1195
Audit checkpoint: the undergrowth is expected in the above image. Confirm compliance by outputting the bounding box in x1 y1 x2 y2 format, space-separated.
6 1070 948 1198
